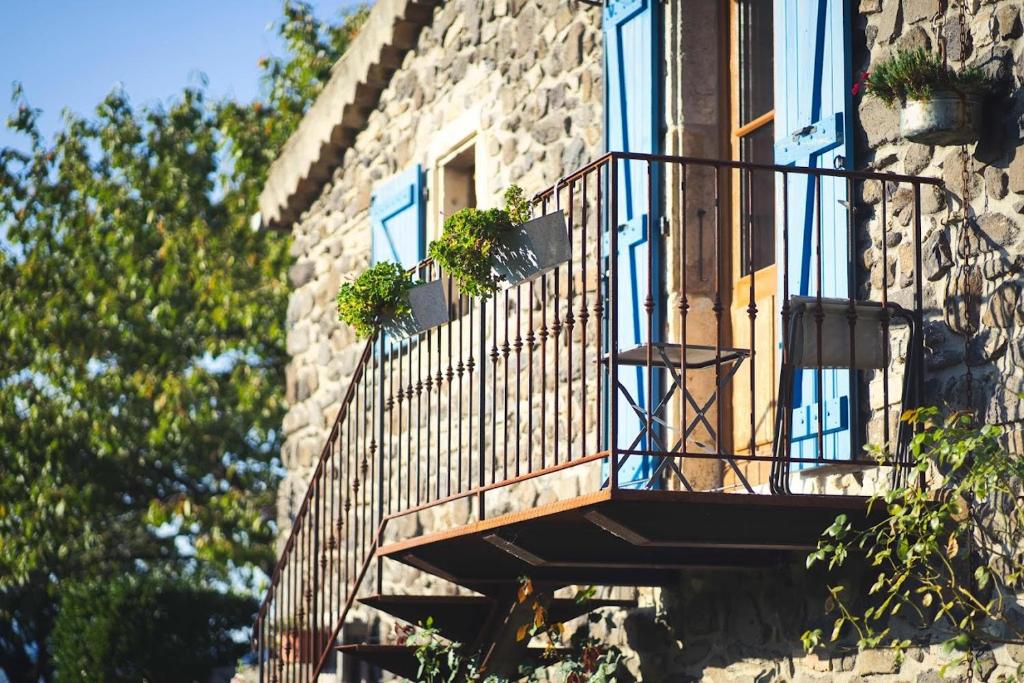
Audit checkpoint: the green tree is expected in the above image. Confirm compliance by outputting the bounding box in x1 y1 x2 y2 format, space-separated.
0 3 367 680
52 575 256 683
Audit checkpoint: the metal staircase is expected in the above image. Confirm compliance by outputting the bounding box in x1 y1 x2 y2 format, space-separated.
253 152 937 681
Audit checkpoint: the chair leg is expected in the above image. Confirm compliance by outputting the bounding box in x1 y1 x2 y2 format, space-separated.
771 362 794 495
897 312 919 489
885 308 918 490
773 306 805 495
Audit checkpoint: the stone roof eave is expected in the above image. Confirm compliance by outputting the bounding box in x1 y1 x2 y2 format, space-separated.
258 0 438 230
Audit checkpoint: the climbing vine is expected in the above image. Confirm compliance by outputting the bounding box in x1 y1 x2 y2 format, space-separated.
803 407 1024 671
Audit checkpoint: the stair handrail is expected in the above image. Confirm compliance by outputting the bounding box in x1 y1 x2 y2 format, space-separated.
253 337 376 628
310 519 386 678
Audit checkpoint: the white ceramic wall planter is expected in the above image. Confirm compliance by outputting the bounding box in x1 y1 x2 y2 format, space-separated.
900 91 982 146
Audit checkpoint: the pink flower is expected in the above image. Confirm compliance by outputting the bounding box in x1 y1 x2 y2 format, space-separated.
852 71 870 96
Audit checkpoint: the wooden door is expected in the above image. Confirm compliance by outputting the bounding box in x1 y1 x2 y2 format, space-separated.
727 0 778 488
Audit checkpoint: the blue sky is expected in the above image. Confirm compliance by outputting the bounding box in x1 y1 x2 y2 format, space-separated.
0 1 364 149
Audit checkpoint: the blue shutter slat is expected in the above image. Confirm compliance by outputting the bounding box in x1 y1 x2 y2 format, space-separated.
371 164 424 269
604 0 659 489
774 0 855 464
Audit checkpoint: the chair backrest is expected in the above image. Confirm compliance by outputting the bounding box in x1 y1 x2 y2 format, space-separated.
788 296 897 370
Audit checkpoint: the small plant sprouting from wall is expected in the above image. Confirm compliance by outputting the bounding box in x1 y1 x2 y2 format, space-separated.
402 578 628 682
803 407 1024 673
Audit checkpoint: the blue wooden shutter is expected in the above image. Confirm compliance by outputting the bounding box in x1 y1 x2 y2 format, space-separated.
371 165 425 268
604 0 660 488
774 0 855 463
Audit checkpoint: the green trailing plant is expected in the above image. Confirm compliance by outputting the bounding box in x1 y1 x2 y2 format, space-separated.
802 407 1024 672
335 261 415 337
855 48 991 107
427 185 531 298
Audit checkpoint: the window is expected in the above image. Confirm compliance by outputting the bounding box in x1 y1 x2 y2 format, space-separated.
734 0 775 275
440 143 476 218
434 140 477 316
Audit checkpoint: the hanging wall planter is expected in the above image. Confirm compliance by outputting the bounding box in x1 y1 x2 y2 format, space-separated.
855 48 991 147
900 90 982 146
429 185 571 298
336 261 449 339
379 279 449 338
490 209 571 286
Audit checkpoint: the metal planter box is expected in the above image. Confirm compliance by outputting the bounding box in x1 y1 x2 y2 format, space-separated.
900 91 982 146
380 279 450 339
491 210 571 286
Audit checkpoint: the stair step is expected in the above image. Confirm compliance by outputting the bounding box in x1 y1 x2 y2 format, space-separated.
359 594 492 644
360 594 636 644
336 643 564 680
549 596 637 624
335 644 428 681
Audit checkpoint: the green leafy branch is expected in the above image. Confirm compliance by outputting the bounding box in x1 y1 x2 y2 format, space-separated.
427 185 531 298
803 407 1024 667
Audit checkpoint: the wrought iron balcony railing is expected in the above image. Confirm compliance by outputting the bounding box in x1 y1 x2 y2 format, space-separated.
252 152 941 681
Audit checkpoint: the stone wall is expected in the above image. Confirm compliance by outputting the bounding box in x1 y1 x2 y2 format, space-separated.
614 2 1024 681
278 0 605 542
855 0 1024 431
268 1 1024 680
575 571 1024 682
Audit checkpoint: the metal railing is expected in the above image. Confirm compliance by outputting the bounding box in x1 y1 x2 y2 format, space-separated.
252 152 942 681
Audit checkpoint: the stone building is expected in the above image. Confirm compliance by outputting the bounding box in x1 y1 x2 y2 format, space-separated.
253 0 1024 680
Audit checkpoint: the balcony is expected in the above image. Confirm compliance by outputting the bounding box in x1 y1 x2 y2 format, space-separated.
253 152 940 681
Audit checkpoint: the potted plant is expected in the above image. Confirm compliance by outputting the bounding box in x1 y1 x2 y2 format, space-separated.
857 48 991 146
428 185 570 297
336 261 449 339
278 626 314 663
276 617 322 663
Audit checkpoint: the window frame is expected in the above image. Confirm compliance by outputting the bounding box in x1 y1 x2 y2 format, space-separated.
729 0 776 281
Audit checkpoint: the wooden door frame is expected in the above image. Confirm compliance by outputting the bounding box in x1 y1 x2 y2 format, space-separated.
727 0 776 294
725 0 779 478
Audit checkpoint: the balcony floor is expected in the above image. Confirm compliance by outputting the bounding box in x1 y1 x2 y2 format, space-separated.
378 489 879 590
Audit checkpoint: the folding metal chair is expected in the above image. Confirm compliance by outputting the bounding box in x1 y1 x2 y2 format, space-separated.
770 296 920 494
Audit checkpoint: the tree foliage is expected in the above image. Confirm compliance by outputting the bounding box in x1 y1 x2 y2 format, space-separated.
52 574 256 683
803 408 1024 670
0 3 367 680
